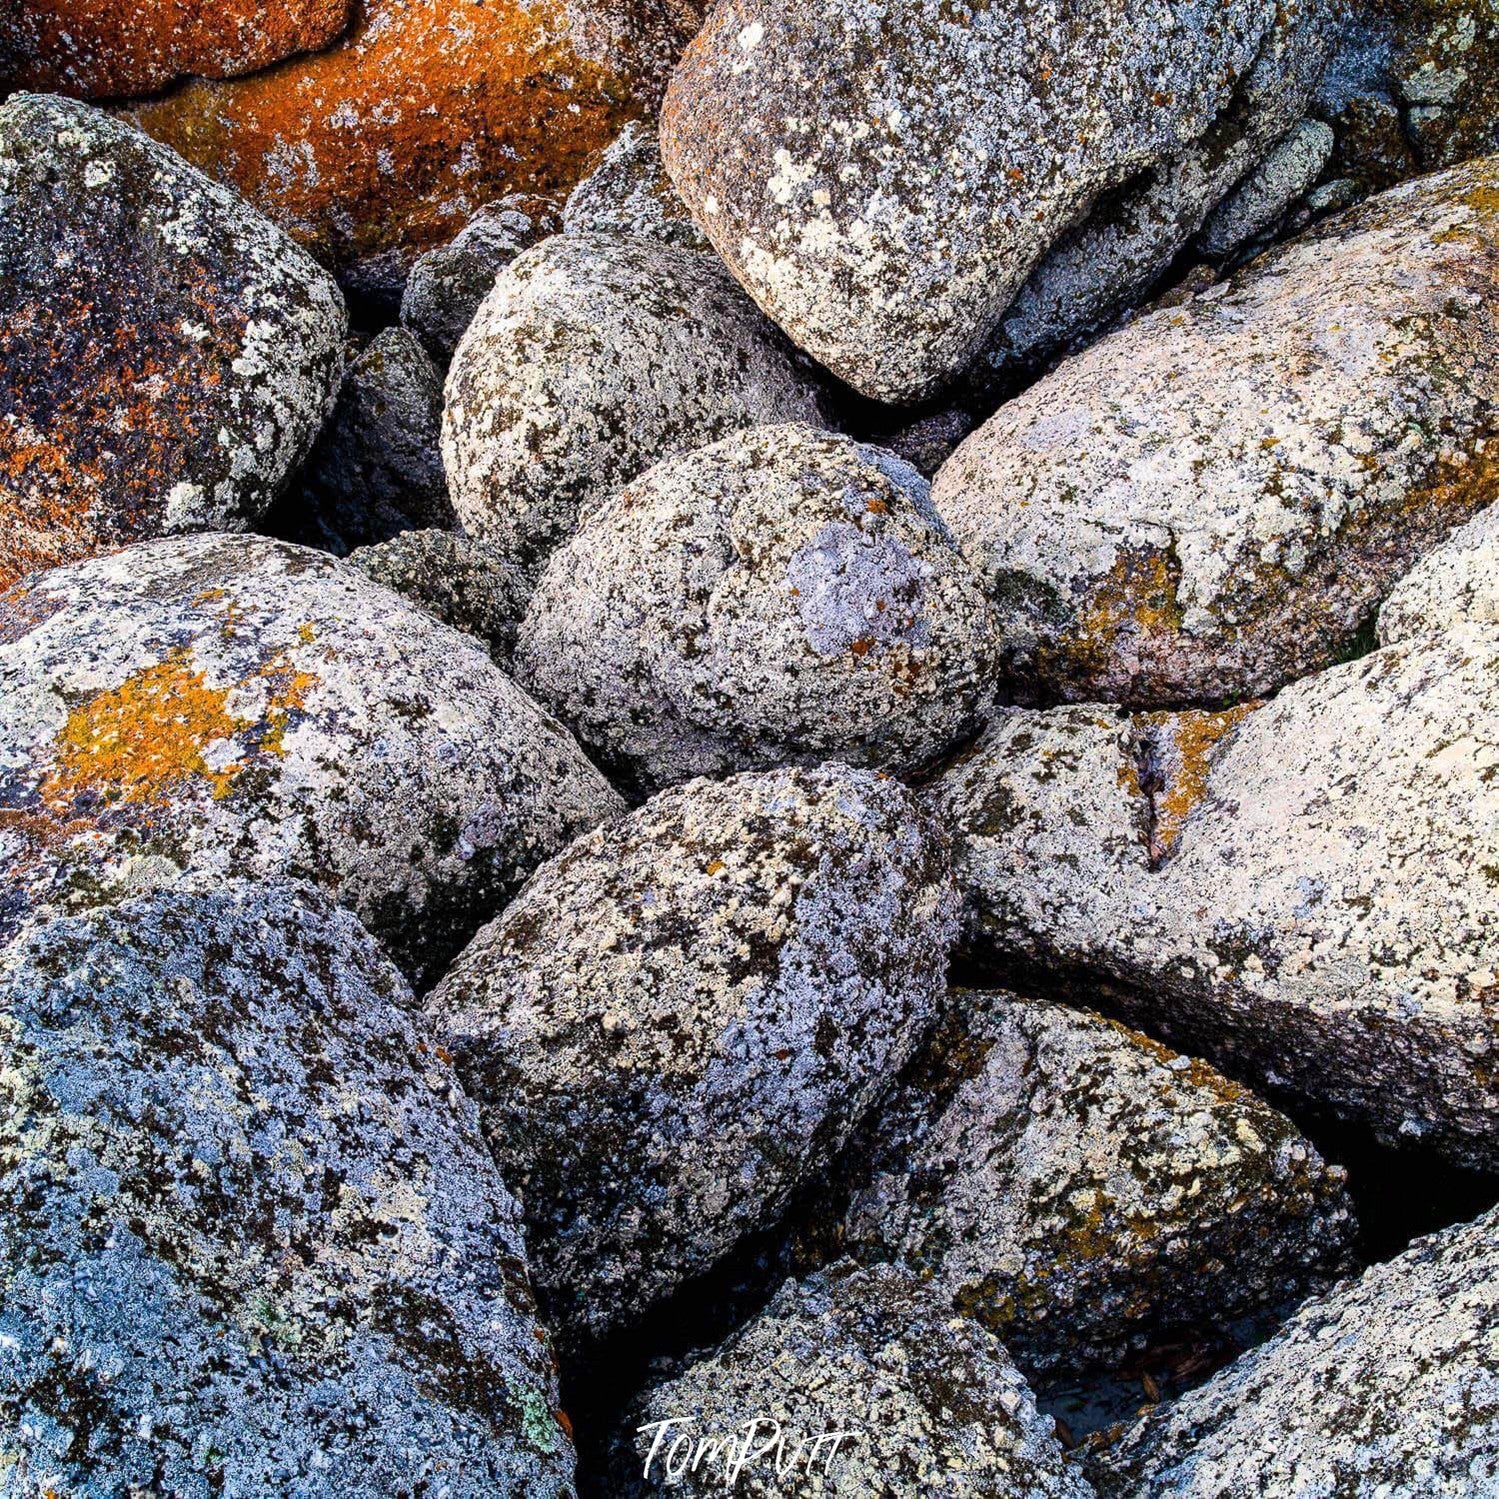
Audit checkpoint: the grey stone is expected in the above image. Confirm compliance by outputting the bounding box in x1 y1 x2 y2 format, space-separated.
516 423 998 798
442 233 826 577
0 532 623 987
426 764 958 1347
562 121 710 252
0 879 575 1498
1197 119 1335 256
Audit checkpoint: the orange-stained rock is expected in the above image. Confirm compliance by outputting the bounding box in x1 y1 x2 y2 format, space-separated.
3 0 353 100
121 0 707 295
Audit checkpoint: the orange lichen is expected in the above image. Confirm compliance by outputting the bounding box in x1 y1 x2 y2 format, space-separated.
1144 702 1261 859
1050 546 1185 692
122 0 693 272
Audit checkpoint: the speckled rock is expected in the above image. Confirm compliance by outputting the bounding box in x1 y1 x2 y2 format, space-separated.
288 326 453 555
561 121 709 252
1379 500 1499 644
0 94 345 591
120 0 706 298
833 990 1354 1378
933 159 1499 708
1197 119 1335 257
1090 1204 1499 1496
426 765 958 1346
442 234 826 576
400 195 560 366
516 424 998 797
1384 0 1499 171
5 0 352 99
0 880 575 1497
617 1263 1089 1498
661 0 1330 404
349 528 531 667
0 532 623 986
927 622 1499 1168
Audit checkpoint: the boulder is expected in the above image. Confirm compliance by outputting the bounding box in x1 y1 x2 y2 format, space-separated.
0 533 623 986
426 765 958 1346
1379 501 1499 644
617 1263 1090 1498
1196 119 1335 257
926 622 1499 1169
400 195 560 366
834 990 1354 1378
933 159 1499 707
0 880 575 1497
516 423 998 797
5 0 351 99
121 0 707 298
661 0 1331 403
349 528 531 668
561 121 710 252
442 234 825 576
1090 1204 1499 1496
0 94 344 591
288 326 454 555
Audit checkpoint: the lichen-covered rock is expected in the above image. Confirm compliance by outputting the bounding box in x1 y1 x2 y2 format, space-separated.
426 765 958 1346
349 528 531 667
1379 501 1499 644
1197 119 1335 257
1090 1204 1499 1496
442 234 826 576
0 880 575 1497
933 159 1499 708
400 195 561 365
1385 0 1499 171
617 1263 1089 1498
926 620 1499 1169
121 0 706 299
834 990 1354 1378
5 0 352 99
516 424 998 797
288 326 454 555
0 533 623 986
561 121 709 252
661 0 1330 404
0 94 345 591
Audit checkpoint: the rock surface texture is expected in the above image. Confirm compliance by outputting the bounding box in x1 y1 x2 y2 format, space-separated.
442 234 825 576
4 0 353 99
928 620 1499 1169
832 990 1354 1378
1091 1204 1499 1496
662 0 1331 403
426 765 958 1347
517 424 998 797
0 880 575 1497
933 158 1499 707
562 120 710 252
1379 499 1499 643
619 1263 1090 1497
0 94 345 590
119 0 707 296
0 533 622 985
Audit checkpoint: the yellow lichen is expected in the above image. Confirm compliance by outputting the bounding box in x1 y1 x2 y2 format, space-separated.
1144 702 1262 858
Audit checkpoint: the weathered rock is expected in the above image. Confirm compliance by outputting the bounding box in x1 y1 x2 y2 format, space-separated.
868 405 979 482
1379 498 1499 644
443 234 826 576
927 623 1499 1169
4 0 352 99
661 0 1330 404
1090 1204 1499 1496
289 326 453 555
400 195 561 366
349 528 531 667
0 533 623 986
0 94 345 590
833 990 1354 1378
121 0 706 297
561 120 709 252
426 765 958 1346
516 424 998 797
0 880 574 1497
1385 0 1499 171
618 1263 1090 1498
933 159 1499 708
1197 119 1335 257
